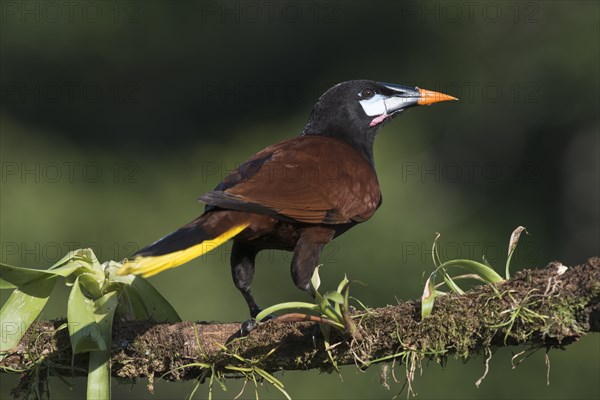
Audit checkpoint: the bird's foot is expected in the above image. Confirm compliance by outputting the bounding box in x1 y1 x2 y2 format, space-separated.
239 313 276 336
239 318 259 336
310 323 322 348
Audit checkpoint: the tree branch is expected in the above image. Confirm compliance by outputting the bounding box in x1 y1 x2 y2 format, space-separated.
2 258 599 386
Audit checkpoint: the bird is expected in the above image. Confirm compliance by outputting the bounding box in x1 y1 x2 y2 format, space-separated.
117 80 457 321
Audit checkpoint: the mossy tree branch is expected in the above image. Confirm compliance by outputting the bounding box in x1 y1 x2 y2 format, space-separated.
1 258 598 385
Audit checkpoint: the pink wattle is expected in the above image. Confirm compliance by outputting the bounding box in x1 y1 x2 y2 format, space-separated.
369 113 388 127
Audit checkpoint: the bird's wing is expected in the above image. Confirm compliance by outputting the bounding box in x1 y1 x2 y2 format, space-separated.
200 136 381 224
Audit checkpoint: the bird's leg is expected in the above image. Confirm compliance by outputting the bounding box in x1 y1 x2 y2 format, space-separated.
230 241 262 326
290 227 335 295
291 227 336 346
291 242 324 297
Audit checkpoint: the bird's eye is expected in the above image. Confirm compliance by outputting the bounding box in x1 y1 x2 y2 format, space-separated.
359 88 375 99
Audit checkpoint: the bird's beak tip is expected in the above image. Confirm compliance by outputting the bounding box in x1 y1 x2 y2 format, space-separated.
417 87 459 105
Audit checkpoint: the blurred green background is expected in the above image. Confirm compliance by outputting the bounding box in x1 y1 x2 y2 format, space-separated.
1 1 598 399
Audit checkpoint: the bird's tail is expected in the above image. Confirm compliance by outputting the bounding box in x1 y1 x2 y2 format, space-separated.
117 212 249 278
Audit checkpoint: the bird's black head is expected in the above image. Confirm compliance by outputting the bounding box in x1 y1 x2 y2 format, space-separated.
302 80 457 165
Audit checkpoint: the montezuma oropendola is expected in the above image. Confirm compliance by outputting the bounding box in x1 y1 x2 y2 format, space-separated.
117 80 457 319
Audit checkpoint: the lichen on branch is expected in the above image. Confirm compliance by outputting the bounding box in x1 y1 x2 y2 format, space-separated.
1 258 599 391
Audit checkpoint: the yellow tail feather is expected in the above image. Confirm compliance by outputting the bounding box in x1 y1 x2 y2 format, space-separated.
116 223 249 278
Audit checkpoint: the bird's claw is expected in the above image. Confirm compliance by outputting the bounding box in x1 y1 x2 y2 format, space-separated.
239 313 276 336
310 323 322 348
240 318 259 336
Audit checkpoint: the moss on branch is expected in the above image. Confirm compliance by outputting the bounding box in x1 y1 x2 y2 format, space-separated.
2 258 599 392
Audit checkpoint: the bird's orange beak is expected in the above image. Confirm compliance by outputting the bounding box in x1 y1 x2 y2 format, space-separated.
417 87 459 105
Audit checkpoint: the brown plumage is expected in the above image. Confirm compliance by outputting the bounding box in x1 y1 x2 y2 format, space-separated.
201 136 381 225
